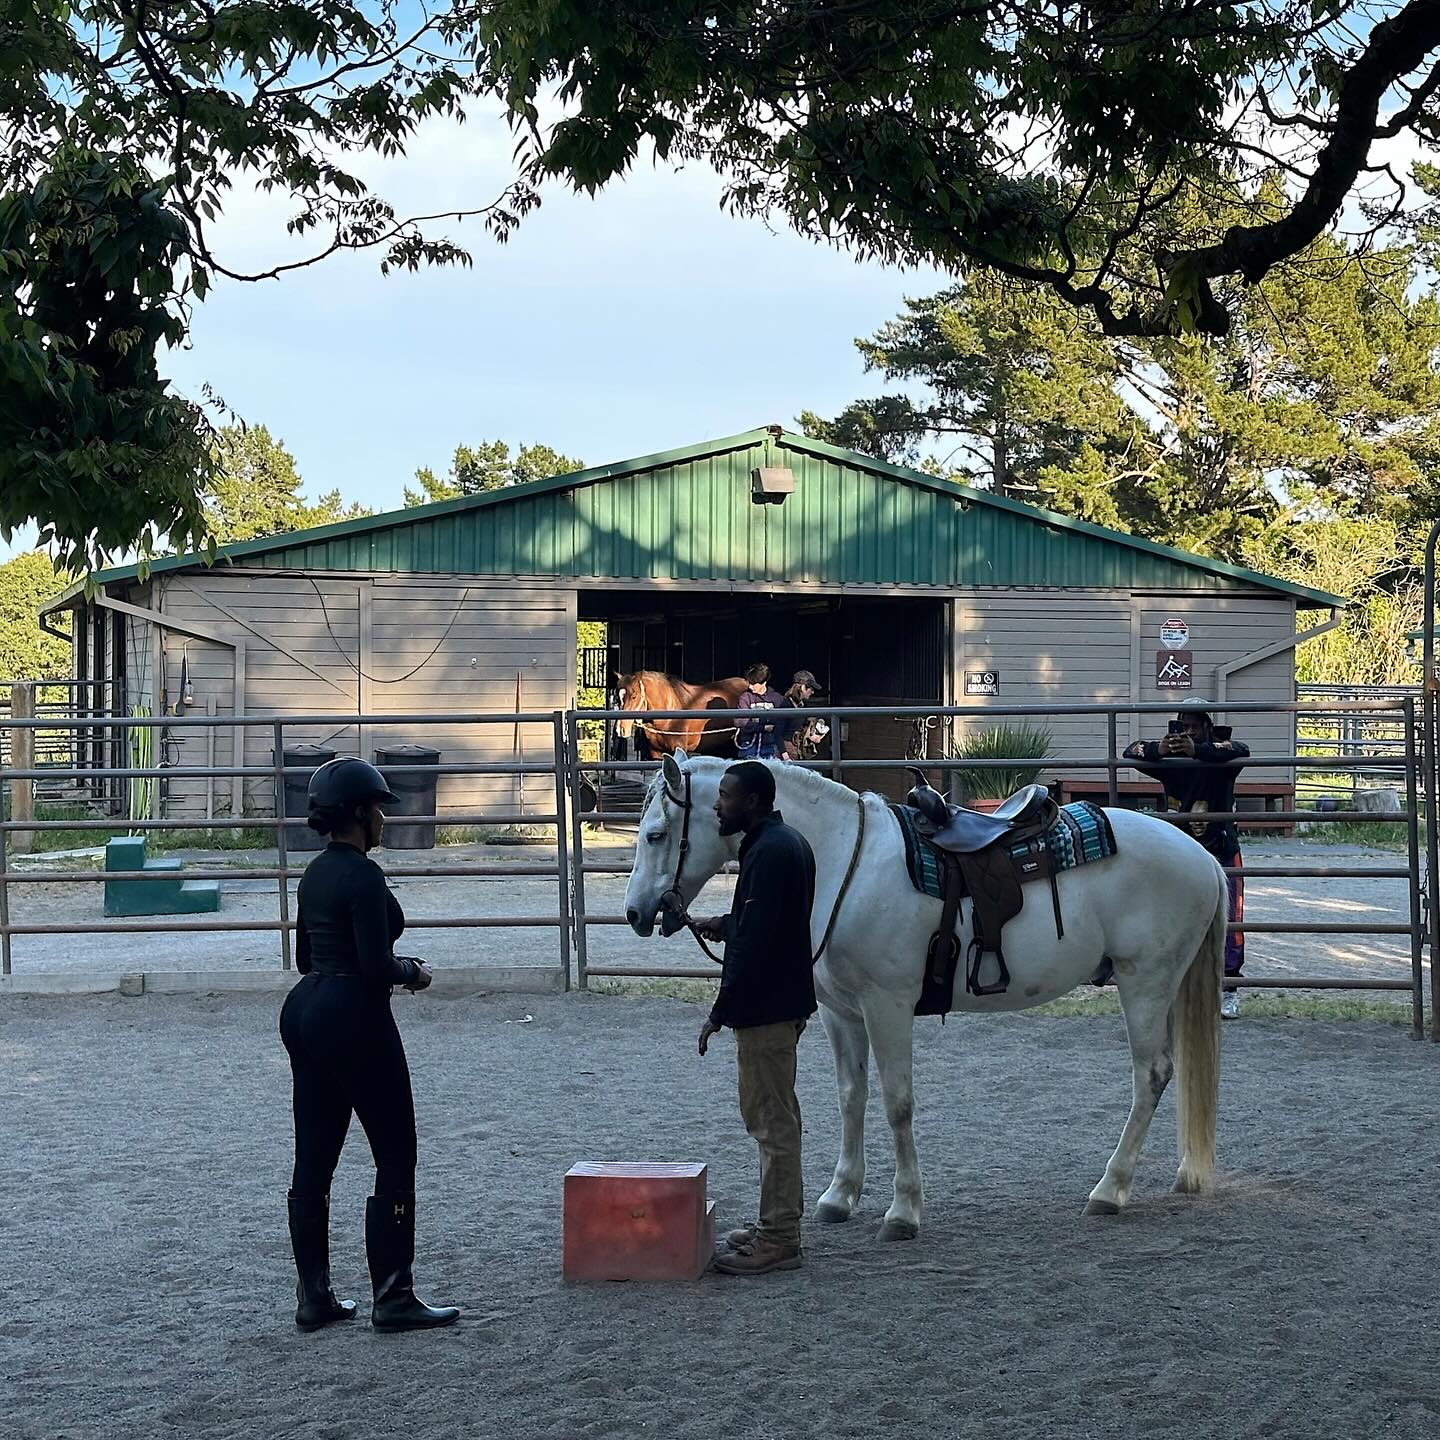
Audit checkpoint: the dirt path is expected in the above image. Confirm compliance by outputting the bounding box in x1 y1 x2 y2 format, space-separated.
2 990 1438 1439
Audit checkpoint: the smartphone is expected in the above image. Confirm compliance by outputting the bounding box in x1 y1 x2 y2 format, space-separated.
1167 720 1185 735
1212 725 1232 741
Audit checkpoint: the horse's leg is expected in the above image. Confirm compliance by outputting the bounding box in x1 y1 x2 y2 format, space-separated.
860 993 923 1241
815 1001 868 1223
1084 973 1175 1217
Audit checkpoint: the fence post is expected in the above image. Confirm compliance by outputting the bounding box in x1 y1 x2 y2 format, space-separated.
1106 710 1120 807
8 682 34 857
0 721 11 976
566 712 590 990
552 711 574 992
272 721 293 971
1403 697 1425 1040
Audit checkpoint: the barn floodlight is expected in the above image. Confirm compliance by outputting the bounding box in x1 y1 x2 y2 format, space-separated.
752 466 795 505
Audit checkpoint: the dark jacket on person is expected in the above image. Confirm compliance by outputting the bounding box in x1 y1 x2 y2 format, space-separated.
1127 737 1251 854
296 842 423 988
737 687 785 742
710 811 818 1030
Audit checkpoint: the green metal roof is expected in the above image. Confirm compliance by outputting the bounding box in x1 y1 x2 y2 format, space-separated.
72 427 1343 606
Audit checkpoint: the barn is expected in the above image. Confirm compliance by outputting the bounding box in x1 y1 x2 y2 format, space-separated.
41 424 1341 818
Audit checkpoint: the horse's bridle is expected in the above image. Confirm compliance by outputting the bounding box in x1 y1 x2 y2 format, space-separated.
656 768 722 957
653 765 866 967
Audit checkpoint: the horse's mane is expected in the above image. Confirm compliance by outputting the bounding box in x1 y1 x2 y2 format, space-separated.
654 753 846 805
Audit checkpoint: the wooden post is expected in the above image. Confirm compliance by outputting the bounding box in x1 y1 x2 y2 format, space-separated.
9 681 35 856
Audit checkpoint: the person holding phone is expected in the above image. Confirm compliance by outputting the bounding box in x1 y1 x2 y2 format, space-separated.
280 756 460 1333
1124 700 1250 1017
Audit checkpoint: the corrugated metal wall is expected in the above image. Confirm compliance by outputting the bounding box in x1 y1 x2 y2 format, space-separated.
255 438 1272 595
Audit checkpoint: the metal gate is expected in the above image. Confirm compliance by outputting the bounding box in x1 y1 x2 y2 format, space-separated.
1421 520 1440 1040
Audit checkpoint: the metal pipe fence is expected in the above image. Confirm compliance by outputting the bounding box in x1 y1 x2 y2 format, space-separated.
1 699 1434 1041
565 697 1433 1040
0 710 575 991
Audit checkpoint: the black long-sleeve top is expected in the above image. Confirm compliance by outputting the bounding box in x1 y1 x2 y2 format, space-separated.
295 842 421 988
1124 737 1252 854
710 812 818 1030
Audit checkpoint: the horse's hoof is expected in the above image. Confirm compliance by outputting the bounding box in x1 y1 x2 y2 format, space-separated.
1172 1171 1206 1195
877 1218 919 1242
1083 1198 1121 1218
814 1201 852 1224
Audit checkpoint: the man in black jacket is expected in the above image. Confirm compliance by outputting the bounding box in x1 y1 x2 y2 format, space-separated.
1124 698 1250 1018
695 761 817 1275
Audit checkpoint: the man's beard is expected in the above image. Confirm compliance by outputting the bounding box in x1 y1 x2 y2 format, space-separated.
716 814 743 836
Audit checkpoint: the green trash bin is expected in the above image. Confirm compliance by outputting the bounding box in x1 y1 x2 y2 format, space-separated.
375 744 441 849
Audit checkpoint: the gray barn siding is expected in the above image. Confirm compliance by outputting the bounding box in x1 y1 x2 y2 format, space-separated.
365 581 572 816
951 589 1298 785
1135 595 1296 784
149 573 571 820
953 592 1133 780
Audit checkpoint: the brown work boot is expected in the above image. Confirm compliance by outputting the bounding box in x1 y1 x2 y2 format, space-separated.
712 1237 802 1275
722 1222 758 1250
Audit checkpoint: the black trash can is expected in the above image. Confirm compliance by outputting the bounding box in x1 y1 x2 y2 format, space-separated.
275 743 336 853
375 744 442 850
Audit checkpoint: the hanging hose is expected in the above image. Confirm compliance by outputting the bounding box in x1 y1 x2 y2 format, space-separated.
129 708 155 825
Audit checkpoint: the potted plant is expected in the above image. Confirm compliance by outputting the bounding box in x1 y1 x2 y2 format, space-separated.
952 724 1053 810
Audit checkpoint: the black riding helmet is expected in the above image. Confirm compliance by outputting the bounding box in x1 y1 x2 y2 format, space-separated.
307 756 397 810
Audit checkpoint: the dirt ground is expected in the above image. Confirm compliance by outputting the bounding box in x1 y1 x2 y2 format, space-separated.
1 836 1426 998
2 989 1438 1440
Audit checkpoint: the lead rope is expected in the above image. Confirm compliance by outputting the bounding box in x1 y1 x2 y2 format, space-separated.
679 794 867 968
812 796 866 965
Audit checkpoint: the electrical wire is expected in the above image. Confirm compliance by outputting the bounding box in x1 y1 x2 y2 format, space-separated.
310 577 478 684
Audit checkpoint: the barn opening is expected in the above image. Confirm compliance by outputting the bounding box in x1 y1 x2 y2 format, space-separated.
580 589 948 797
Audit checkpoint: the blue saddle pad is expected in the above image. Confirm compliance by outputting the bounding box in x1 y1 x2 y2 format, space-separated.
891 801 1118 901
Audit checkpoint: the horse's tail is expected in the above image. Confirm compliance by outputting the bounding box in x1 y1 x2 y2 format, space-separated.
1172 857 1225 1194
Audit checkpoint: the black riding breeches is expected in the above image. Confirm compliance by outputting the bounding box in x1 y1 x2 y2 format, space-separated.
280 974 417 1201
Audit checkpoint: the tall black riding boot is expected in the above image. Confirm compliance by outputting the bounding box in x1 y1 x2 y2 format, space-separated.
365 1194 460 1332
287 1191 358 1332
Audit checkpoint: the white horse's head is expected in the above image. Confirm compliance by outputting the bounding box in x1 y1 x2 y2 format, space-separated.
624 753 736 937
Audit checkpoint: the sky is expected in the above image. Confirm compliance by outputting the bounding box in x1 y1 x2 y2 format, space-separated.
0 104 946 562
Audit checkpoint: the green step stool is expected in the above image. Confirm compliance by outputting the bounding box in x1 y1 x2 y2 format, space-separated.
103 836 221 918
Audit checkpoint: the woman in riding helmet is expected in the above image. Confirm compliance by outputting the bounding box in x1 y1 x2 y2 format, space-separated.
279 756 459 1333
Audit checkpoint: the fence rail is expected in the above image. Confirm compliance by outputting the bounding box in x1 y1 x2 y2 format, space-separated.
0 698 1433 1041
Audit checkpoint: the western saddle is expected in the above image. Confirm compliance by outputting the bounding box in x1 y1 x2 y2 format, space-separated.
903 768 1063 1005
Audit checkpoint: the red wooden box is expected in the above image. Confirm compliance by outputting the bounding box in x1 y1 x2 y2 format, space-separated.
562 1161 715 1282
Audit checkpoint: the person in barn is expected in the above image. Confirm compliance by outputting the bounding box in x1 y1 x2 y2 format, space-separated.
736 663 786 759
695 761 817 1275
1123 699 1250 1018
279 757 460 1333
776 669 824 761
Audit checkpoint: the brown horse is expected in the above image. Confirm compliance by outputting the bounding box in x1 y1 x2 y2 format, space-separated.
615 671 750 757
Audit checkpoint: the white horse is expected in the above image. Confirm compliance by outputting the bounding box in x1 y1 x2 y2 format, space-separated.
623 754 1226 1239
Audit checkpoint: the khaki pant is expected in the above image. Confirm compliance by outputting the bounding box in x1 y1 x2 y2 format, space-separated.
736 1020 805 1247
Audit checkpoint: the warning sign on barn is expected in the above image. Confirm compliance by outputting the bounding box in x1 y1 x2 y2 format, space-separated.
1159 617 1189 649
1155 650 1193 689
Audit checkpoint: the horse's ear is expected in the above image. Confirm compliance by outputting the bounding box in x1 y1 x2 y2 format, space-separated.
673 746 689 762
661 752 683 795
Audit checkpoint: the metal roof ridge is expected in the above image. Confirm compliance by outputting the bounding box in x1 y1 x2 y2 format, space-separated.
75 427 780 589
775 432 1346 608
59 423 1344 609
